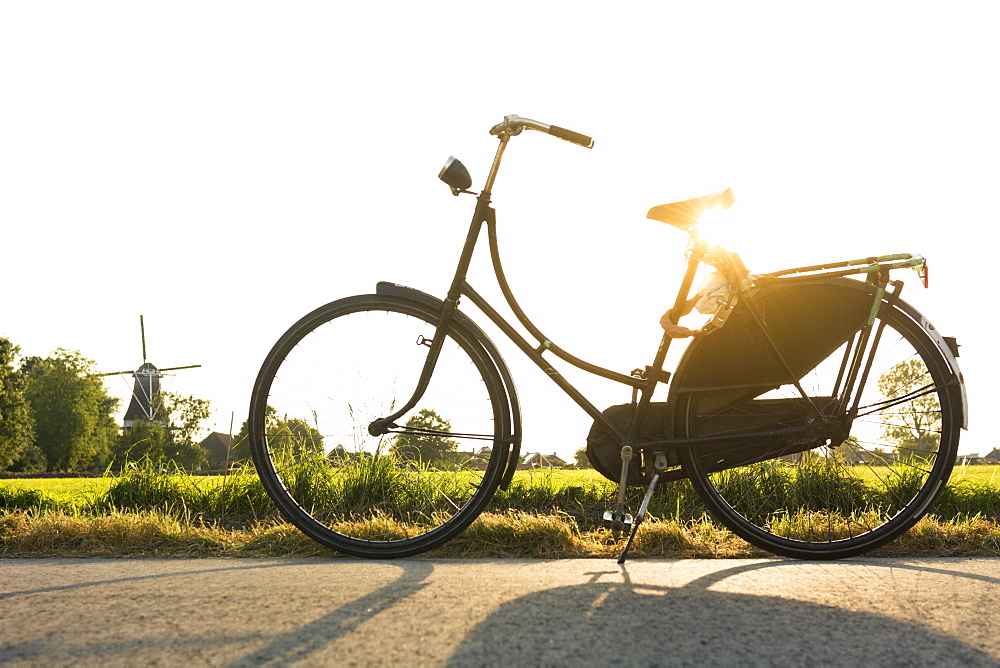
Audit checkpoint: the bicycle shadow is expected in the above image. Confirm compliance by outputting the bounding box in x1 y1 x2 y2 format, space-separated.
446 560 998 666
0 559 296 601
0 558 438 666
229 559 436 666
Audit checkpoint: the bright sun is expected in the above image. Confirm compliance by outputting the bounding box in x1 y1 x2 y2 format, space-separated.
693 204 795 276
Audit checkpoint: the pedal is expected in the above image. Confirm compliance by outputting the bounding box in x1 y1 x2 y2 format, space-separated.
603 510 634 535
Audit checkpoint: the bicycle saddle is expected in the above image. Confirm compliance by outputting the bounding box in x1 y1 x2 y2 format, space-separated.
647 188 735 231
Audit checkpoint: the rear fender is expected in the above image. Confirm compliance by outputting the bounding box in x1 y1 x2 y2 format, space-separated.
895 299 968 429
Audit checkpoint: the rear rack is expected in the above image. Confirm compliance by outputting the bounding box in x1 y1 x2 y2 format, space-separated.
761 253 928 287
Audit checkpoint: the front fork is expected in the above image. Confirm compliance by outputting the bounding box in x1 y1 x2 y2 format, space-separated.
367 304 456 437
368 192 499 437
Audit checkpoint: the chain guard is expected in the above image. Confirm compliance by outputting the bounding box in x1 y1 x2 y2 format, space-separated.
586 403 672 486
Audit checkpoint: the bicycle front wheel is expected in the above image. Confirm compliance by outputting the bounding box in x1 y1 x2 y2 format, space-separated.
249 294 511 558
674 281 962 559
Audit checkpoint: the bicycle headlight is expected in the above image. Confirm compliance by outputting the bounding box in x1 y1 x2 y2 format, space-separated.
438 156 473 196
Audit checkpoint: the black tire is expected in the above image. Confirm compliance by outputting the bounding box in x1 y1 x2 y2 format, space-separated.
674 280 962 559
249 294 511 558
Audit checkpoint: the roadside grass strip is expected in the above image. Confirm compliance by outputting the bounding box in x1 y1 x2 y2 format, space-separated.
2 465 1000 558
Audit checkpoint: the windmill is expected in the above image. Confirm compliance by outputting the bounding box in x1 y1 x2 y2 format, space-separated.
98 316 201 429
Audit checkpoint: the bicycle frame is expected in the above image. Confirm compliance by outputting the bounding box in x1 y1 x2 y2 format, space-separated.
372 122 936 477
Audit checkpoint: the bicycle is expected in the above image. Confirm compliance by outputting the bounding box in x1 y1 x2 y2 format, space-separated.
248 115 967 562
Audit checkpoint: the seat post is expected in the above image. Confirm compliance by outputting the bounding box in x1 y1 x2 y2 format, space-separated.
649 236 705 374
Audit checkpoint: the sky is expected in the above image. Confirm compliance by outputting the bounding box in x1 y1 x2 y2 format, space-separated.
2 2 998 460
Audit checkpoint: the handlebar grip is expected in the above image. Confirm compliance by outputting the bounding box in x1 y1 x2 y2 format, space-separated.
548 124 594 148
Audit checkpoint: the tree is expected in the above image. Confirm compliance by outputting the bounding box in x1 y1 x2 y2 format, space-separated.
834 437 893 466
573 446 592 469
230 419 252 465
114 417 173 467
390 408 459 468
0 338 38 470
228 409 325 466
114 392 211 470
162 393 211 468
22 350 119 472
266 414 324 458
877 359 941 464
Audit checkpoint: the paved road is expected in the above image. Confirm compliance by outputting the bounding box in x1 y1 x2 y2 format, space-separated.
2 557 999 666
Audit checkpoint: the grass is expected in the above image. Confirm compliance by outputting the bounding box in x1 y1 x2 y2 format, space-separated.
950 463 1000 486
2 464 1000 559
0 477 111 501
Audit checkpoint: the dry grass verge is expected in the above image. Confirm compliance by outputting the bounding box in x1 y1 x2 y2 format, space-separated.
4 509 1000 559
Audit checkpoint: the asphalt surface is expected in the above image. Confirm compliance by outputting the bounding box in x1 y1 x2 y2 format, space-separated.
2 557 998 666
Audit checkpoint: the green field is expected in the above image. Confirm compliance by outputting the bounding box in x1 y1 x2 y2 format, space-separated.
950 464 1000 486
0 477 111 504
0 468 605 497
3 465 998 499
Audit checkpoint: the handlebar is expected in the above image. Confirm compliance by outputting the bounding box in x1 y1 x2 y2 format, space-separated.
489 115 594 149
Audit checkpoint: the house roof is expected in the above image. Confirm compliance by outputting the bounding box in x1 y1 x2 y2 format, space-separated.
524 452 567 467
199 432 234 463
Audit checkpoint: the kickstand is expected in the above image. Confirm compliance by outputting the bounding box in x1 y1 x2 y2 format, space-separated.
617 469 662 565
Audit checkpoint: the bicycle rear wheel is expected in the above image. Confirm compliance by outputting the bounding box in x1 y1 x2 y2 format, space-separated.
674 280 962 559
249 294 511 558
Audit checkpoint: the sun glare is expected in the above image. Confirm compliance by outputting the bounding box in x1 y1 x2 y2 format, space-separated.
696 207 738 246
692 205 790 274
